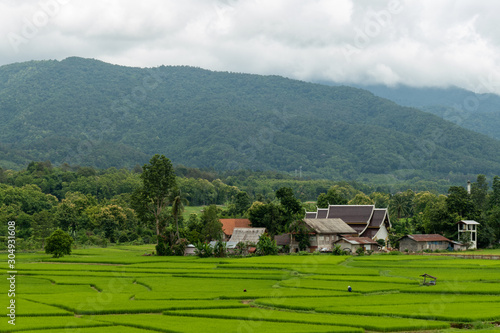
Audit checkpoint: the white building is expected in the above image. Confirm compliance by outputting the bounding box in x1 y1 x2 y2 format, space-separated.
457 220 479 249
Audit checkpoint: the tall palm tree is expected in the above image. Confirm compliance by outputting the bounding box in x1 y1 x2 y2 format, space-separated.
169 187 188 240
389 193 412 220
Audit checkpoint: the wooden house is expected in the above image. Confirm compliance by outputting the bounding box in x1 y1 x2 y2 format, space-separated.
399 234 451 252
334 236 379 253
290 218 357 252
219 219 252 241
305 205 391 243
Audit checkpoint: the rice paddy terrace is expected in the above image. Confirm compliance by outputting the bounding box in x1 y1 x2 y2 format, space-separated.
2 246 500 333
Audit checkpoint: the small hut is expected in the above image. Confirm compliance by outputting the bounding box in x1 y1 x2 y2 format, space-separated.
420 273 437 285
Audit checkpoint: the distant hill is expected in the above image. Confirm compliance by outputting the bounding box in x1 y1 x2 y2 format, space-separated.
1 57 500 183
344 84 500 141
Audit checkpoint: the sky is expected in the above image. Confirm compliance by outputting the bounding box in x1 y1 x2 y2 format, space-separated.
1 0 500 94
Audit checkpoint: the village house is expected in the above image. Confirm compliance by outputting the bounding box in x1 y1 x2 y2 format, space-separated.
334 236 379 253
219 218 252 241
289 218 357 252
305 205 391 243
209 227 266 254
398 234 451 252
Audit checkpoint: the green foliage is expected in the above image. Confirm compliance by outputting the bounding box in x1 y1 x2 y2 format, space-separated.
194 241 214 258
213 239 227 258
317 187 348 208
256 233 279 255
247 201 285 236
200 205 223 242
45 229 73 258
3 58 500 182
132 154 176 244
355 247 365 256
331 244 344 256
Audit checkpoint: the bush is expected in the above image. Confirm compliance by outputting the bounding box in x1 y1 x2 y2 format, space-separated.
356 247 365 256
156 237 173 256
45 229 73 258
173 238 189 256
332 244 344 256
256 233 279 256
118 232 129 244
214 240 227 258
194 241 214 258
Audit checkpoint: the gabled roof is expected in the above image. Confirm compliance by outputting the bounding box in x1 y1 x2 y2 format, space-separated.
302 218 357 234
229 228 266 243
327 205 374 223
305 212 317 219
219 219 252 236
457 220 480 225
317 208 328 219
404 234 451 242
335 236 378 245
368 209 388 228
305 205 390 239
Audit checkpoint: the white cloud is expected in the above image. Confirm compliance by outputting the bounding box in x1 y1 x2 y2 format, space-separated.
1 0 500 94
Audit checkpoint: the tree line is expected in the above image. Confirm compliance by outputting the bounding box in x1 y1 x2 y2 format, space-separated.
1 156 499 253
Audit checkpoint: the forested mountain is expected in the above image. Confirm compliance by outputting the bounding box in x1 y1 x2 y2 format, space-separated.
1 57 500 183
346 84 500 141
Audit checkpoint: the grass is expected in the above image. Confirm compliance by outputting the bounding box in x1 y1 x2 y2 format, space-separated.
5 245 500 332
163 308 450 332
92 313 363 333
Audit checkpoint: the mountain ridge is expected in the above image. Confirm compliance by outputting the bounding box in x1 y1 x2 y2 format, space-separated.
0 57 499 183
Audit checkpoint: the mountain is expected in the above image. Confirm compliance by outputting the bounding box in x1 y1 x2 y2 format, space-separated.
1 57 500 183
345 84 500 141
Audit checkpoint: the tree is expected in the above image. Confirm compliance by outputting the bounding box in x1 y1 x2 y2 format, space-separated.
490 176 500 208
247 201 284 237
233 191 251 215
316 187 348 208
132 154 176 245
256 233 279 255
276 187 303 230
201 205 223 242
348 193 374 205
471 174 488 211
389 191 413 221
32 210 55 248
45 229 73 258
447 186 475 218
169 187 188 241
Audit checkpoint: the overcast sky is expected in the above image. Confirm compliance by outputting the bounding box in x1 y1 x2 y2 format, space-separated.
1 0 500 94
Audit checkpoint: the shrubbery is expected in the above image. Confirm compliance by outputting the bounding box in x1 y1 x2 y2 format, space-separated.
45 229 73 258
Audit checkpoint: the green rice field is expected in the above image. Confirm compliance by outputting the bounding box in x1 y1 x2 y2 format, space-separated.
2 245 500 332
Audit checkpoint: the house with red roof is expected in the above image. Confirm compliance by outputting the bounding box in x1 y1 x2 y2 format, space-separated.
219 219 252 241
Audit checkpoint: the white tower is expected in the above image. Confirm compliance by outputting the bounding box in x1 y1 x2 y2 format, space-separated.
457 220 479 249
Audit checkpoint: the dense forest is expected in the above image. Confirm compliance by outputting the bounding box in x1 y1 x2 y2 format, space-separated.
1 57 500 184
1 160 499 251
347 83 500 141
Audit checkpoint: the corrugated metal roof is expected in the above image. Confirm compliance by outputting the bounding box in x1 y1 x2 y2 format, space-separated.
303 218 357 234
407 234 451 242
229 228 266 243
339 236 378 245
458 220 480 225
